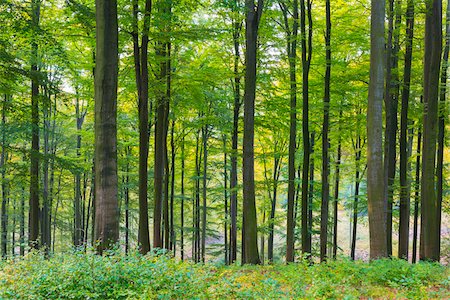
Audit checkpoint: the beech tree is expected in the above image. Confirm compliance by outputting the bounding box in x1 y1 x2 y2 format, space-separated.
94 0 119 253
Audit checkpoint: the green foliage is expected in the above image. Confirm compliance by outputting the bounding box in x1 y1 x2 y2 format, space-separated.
0 252 448 299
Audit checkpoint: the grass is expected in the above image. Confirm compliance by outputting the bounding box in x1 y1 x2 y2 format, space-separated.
0 251 448 299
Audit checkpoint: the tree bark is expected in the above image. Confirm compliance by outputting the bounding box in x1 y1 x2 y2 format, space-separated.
242 0 263 265
279 0 299 264
437 0 449 259
301 0 313 256
29 0 41 250
398 0 414 259
94 0 119 253
420 0 442 262
412 125 421 263
320 0 331 262
367 0 387 259
133 0 152 255
332 109 342 259
1 95 8 258
229 0 242 264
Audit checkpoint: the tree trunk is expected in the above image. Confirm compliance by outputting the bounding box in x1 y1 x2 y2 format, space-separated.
384 0 401 257
181 131 185 260
223 136 228 264
133 0 152 255
29 0 41 250
332 109 342 259
278 0 299 264
301 0 313 256
437 0 449 259
94 0 119 253
74 91 84 247
201 125 208 263
320 0 331 262
398 0 414 259
124 147 130 254
412 125 421 263
268 155 281 262
170 118 176 253
1 95 8 258
420 0 442 262
242 0 263 265
367 0 387 259
229 0 242 265
351 134 362 260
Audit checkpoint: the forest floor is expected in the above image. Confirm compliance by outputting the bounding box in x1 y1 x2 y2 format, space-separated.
0 251 448 299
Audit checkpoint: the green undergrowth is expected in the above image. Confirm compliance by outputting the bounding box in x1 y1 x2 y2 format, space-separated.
0 251 448 299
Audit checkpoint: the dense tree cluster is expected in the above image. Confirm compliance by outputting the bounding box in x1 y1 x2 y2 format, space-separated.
0 0 448 264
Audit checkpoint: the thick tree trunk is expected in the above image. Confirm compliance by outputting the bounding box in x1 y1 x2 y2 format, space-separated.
398 0 414 259
242 0 263 265
94 0 119 253
367 0 387 259
320 0 331 262
420 0 442 262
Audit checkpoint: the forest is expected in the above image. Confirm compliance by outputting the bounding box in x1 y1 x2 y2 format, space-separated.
0 0 449 298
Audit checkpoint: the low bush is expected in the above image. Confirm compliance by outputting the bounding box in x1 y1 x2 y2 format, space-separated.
0 251 448 299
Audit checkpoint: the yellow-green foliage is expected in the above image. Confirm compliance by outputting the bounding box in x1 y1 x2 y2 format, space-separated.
0 251 448 299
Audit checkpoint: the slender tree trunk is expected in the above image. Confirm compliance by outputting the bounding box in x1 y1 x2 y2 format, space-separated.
242 0 263 265
268 155 280 262
11 196 15 256
301 0 313 256
333 109 342 259
420 0 442 262
181 131 185 260
351 134 361 260
74 92 84 247
1 95 7 258
29 0 41 250
412 126 421 263
384 0 400 256
201 125 208 263
367 0 387 259
229 0 242 264
20 184 25 256
320 0 331 262
307 132 314 258
124 147 130 254
133 0 152 255
94 0 119 253
437 0 449 259
223 136 228 264
279 0 299 264
170 118 176 253
398 0 414 259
